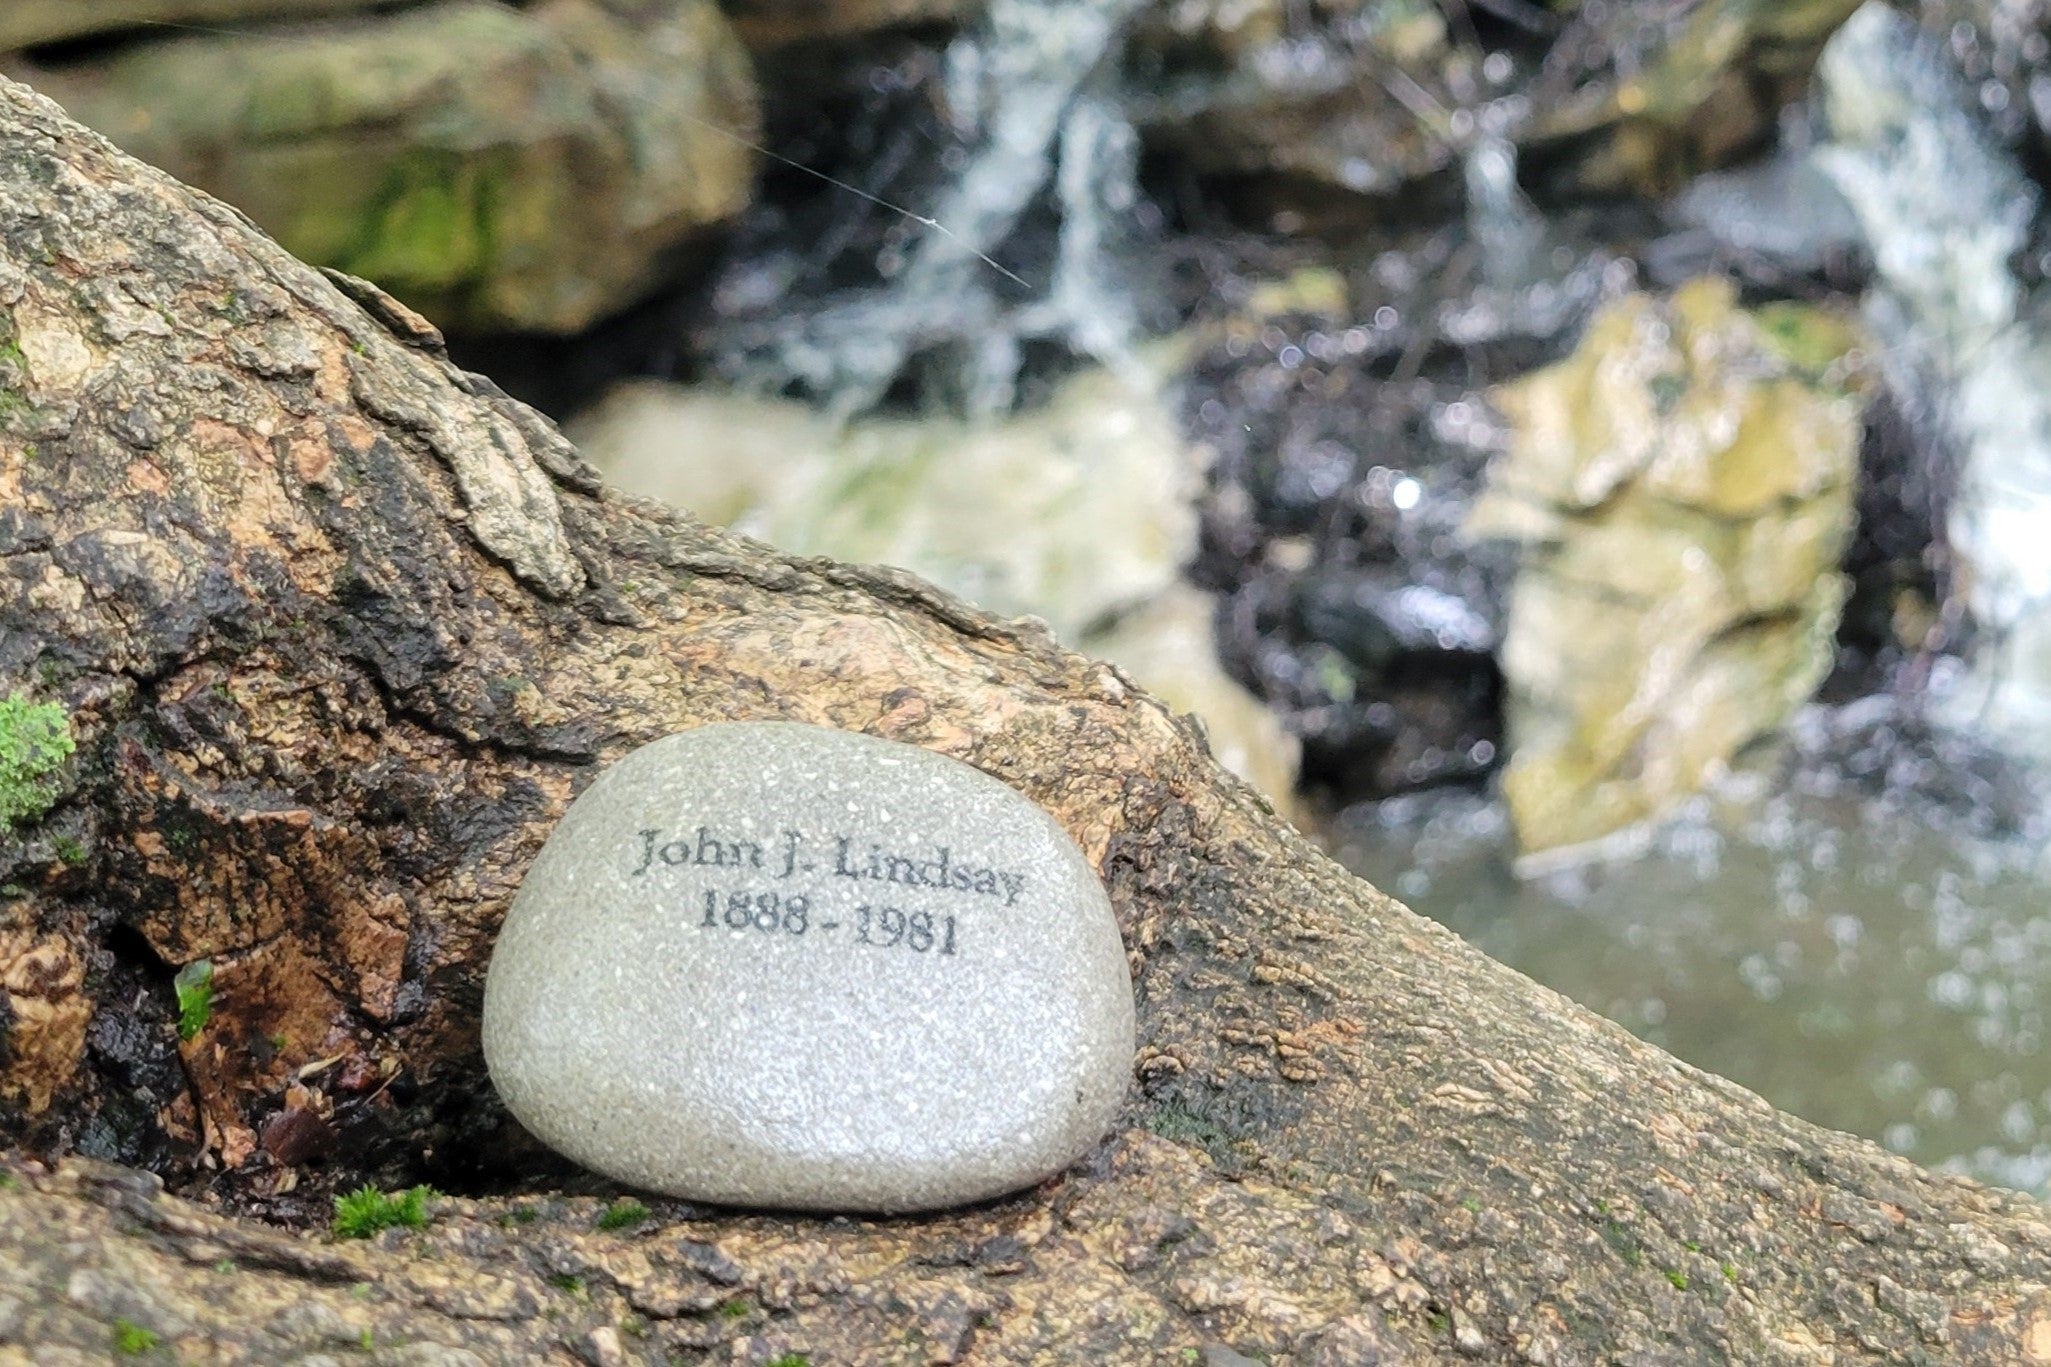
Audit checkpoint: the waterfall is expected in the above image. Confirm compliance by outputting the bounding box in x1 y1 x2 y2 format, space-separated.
1816 2 2051 752
712 0 1150 419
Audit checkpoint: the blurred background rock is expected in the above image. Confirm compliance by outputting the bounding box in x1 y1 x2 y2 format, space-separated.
16 0 2051 1194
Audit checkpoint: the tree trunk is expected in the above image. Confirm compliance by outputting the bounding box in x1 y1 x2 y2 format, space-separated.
2 73 2048 1365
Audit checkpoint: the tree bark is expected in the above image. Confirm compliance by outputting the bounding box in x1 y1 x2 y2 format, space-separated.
2 73 2049 1366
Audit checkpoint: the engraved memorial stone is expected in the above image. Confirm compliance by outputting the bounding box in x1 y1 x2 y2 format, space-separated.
482 721 1136 1213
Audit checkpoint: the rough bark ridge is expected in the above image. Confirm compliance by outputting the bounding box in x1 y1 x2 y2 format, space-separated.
1 75 2049 1365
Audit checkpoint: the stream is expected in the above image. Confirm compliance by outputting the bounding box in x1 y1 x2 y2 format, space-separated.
1339 716 2051 1194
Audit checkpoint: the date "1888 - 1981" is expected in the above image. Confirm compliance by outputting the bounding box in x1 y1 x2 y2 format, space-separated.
700 889 958 956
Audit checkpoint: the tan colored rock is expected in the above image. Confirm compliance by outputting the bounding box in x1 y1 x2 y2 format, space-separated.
571 368 1302 806
1132 0 1453 198
1082 585 1301 813
571 365 1200 643
25 0 758 334
0 1 391 52
1530 0 1867 195
1470 278 1866 859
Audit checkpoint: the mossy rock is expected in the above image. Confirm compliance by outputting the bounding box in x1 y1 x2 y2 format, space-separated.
34 0 758 334
1129 0 1863 204
0 1 391 52
1473 280 1867 857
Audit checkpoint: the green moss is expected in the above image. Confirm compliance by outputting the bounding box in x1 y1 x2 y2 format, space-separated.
766 1356 811 1367
173 960 214 1043
547 1273 586 1297
332 1184 436 1239
112 1320 159 1354
1310 648 1357 703
1665 1269 1688 1290
52 835 84 864
1722 1262 1739 1282
717 1298 752 1320
1144 1102 1228 1149
0 695 74 832
1753 301 1862 381
817 444 942 535
595 1197 650 1231
341 147 504 306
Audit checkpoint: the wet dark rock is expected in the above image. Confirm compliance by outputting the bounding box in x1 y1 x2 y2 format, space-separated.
1295 570 1494 671
1183 275 1519 800
1132 0 1864 218
1826 384 1959 701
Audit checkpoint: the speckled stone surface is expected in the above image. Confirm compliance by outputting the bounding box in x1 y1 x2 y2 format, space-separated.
482 722 1135 1213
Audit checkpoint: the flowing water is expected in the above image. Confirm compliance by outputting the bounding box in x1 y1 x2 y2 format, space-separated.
1338 703 2051 1194
708 0 1152 418
1816 4 2051 754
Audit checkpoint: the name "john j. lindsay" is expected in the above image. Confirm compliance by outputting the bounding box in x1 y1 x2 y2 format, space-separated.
631 826 1027 907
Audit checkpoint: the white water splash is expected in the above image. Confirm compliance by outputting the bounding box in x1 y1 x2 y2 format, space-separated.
714 0 1150 419
1817 2 2051 753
